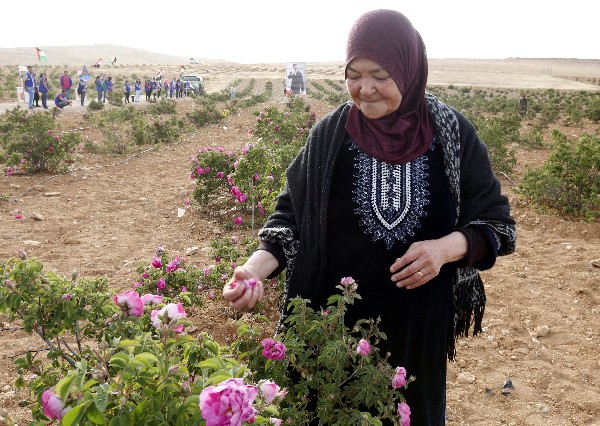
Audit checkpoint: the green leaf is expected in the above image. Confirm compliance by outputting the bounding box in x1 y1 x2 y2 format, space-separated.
85 403 106 425
56 375 76 402
108 352 130 368
205 372 232 386
198 358 225 371
59 401 89 426
117 339 140 348
132 352 159 368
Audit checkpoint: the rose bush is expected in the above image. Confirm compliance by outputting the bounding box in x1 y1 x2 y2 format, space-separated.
2 256 412 425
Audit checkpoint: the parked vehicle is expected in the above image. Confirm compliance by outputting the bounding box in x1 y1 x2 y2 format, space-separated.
180 74 204 95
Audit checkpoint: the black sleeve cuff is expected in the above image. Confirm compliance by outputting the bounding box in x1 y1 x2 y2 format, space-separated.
456 226 498 270
257 241 286 279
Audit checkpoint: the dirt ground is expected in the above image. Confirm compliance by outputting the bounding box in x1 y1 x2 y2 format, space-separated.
0 60 599 425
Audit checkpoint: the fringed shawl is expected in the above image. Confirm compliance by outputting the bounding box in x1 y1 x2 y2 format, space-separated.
260 94 516 360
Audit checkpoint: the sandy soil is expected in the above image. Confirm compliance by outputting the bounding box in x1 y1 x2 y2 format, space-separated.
0 61 599 425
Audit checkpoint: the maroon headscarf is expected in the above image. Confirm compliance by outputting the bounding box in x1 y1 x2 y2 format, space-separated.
344 9 434 164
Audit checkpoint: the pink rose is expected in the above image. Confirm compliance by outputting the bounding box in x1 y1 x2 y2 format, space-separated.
41 388 71 420
141 293 163 305
165 257 180 273
340 277 355 286
356 339 371 356
392 367 407 389
113 290 144 317
398 401 411 426
216 171 225 179
151 257 162 268
156 277 166 290
259 380 284 404
231 186 241 197
151 302 186 333
199 378 258 426
261 338 286 361
234 216 243 226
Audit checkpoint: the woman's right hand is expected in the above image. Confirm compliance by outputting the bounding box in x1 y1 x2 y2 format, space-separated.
223 265 264 311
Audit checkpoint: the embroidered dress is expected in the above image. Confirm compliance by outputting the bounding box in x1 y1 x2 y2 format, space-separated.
320 137 453 424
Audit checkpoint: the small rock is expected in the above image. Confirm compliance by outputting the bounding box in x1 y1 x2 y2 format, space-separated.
485 388 494 396
457 372 476 384
30 212 44 221
8 183 20 189
22 240 41 246
517 272 527 278
185 246 199 255
535 325 550 337
44 191 61 196
501 378 514 396
591 259 600 268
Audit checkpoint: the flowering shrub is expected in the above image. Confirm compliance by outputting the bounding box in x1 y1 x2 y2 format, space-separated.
234 277 414 425
190 98 318 228
0 106 81 174
134 246 204 303
2 254 411 425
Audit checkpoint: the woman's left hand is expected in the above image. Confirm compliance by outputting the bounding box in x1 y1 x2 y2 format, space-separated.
390 232 468 289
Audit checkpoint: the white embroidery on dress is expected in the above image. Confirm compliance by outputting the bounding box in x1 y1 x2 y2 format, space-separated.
351 140 433 249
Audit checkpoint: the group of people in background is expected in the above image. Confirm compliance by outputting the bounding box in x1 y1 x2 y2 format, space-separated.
22 66 197 110
22 66 73 109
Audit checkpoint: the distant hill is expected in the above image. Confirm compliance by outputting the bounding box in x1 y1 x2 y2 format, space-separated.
0 45 231 67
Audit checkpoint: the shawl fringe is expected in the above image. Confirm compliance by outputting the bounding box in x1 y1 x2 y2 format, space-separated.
448 269 486 361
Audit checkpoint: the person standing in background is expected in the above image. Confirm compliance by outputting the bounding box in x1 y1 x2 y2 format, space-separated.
124 80 131 103
38 73 49 109
59 70 73 99
23 66 36 110
135 79 141 102
230 85 236 101
95 76 103 102
78 78 87 106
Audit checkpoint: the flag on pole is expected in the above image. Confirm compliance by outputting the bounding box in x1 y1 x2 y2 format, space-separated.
80 65 91 81
179 65 186 75
36 47 48 62
94 57 103 68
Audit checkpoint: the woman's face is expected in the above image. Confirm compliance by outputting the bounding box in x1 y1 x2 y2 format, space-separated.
346 57 402 119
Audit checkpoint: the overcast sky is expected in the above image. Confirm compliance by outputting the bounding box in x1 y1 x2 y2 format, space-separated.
2 0 597 63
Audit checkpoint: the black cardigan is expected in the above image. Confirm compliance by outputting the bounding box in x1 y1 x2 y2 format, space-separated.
259 94 516 359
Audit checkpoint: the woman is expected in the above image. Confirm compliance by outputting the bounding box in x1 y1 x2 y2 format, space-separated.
223 9 516 425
